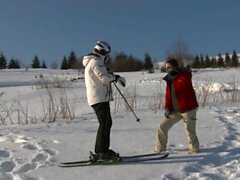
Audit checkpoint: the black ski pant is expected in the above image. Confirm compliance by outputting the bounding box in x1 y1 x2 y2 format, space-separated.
92 102 112 154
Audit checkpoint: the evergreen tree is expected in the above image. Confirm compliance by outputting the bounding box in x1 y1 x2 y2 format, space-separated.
217 53 224 68
61 56 69 69
200 54 205 68
135 58 144 71
231 50 239 67
32 55 41 68
68 51 78 69
144 53 153 72
191 55 200 68
205 55 211 68
8 58 20 69
78 57 84 69
210 57 217 68
224 52 231 68
41 60 47 68
0 53 7 69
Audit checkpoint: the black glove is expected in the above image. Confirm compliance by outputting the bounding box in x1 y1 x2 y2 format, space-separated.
114 75 120 82
164 109 171 118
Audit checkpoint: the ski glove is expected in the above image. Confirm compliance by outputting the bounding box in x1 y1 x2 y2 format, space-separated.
164 109 171 118
114 75 120 81
114 75 126 87
117 76 126 87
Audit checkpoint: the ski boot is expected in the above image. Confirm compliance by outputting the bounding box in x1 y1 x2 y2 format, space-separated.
105 149 120 159
103 149 121 162
89 150 121 164
89 151 96 162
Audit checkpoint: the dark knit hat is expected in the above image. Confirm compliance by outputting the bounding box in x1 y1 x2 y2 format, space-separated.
166 58 178 68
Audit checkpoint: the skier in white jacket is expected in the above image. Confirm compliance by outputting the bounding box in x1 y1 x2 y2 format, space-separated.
82 41 125 162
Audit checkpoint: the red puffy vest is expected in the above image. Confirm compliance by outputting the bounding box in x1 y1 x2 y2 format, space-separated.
164 68 198 113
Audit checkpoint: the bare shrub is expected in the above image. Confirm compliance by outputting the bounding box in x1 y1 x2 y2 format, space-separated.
229 76 240 102
113 83 139 113
113 87 121 113
148 91 164 113
58 88 75 120
198 81 211 107
14 99 30 124
194 76 240 107
40 87 75 123
0 80 76 125
0 105 14 124
34 74 70 89
124 84 138 112
0 92 13 124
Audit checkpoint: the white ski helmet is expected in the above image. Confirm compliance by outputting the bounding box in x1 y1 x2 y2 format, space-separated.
94 41 111 55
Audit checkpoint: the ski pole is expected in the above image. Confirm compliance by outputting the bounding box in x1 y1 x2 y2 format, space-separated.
113 82 140 122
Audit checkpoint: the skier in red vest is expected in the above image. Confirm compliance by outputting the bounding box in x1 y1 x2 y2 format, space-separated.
155 58 200 154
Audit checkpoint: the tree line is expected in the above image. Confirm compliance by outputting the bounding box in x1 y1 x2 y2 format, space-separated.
0 49 239 72
0 53 48 69
191 50 239 68
58 51 154 72
0 51 154 72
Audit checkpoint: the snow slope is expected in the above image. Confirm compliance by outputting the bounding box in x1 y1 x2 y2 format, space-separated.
0 68 239 180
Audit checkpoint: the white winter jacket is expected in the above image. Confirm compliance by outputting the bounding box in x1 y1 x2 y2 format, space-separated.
82 53 115 106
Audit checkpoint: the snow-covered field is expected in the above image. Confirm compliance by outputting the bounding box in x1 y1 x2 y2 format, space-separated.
0 68 239 180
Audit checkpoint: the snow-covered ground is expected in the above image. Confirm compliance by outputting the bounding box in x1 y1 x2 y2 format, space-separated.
0 68 239 180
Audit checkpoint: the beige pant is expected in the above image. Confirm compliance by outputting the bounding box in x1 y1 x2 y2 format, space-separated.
155 109 199 153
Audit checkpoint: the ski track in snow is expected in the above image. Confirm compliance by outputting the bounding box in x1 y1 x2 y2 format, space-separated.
0 133 58 180
162 106 240 180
